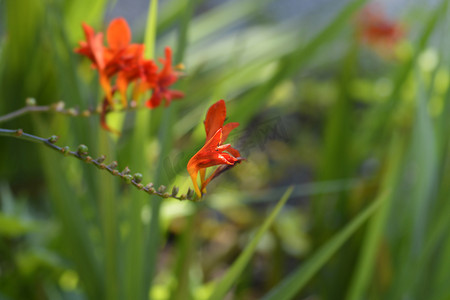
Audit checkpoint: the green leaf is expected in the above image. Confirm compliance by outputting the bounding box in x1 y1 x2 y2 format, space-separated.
207 186 294 300
345 135 405 300
262 195 384 300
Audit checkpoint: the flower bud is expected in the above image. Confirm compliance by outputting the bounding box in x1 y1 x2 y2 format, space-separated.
77 144 88 155
122 166 131 175
67 108 78 116
186 188 194 199
15 129 23 137
25 98 36 106
179 194 187 200
145 185 155 194
48 135 59 143
62 146 70 156
171 186 179 197
158 185 166 193
162 193 170 198
81 110 91 117
123 174 133 184
108 161 118 169
96 155 106 163
133 173 143 183
52 101 65 111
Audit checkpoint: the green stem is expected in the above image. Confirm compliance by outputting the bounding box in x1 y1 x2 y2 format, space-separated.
0 128 193 201
0 100 145 124
0 105 50 123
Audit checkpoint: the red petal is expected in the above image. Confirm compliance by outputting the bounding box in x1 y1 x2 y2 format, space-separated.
168 90 184 99
160 47 173 76
107 18 131 50
204 100 226 141
81 23 105 70
146 90 162 108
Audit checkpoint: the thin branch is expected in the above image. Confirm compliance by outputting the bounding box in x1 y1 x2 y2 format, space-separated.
0 128 195 201
0 98 142 124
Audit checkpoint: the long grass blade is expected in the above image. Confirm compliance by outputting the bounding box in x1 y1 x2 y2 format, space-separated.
262 195 384 300
207 186 294 300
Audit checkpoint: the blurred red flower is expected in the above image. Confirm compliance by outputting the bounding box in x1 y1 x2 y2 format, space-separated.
187 100 243 198
356 5 404 54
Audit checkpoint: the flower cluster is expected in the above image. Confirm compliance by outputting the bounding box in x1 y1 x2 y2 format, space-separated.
75 18 184 130
356 5 404 55
187 100 244 198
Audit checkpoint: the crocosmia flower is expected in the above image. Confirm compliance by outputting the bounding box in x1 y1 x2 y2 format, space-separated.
356 5 404 55
187 100 243 198
74 17 184 132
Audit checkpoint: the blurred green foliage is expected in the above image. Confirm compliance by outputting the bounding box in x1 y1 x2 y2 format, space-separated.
1 0 450 299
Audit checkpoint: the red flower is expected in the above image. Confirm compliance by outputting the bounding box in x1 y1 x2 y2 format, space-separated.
146 47 185 108
75 18 185 132
187 100 243 198
356 5 404 53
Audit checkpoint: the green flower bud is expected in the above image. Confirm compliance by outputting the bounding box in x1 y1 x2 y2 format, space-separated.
123 174 133 184
67 108 78 116
52 101 65 111
25 98 36 106
62 146 70 156
77 144 88 155
48 135 59 143
158 185 166 193
108 161 118 169
146 187 156 194
133 173 143 183
122 166 131 175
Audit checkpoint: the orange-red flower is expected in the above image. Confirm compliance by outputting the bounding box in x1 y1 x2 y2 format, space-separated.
146 47 185 108
356 5 404 53
75 18 185 132
187 100 243 198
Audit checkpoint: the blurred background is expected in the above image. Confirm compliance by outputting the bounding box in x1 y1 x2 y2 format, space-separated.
1 0 450 299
